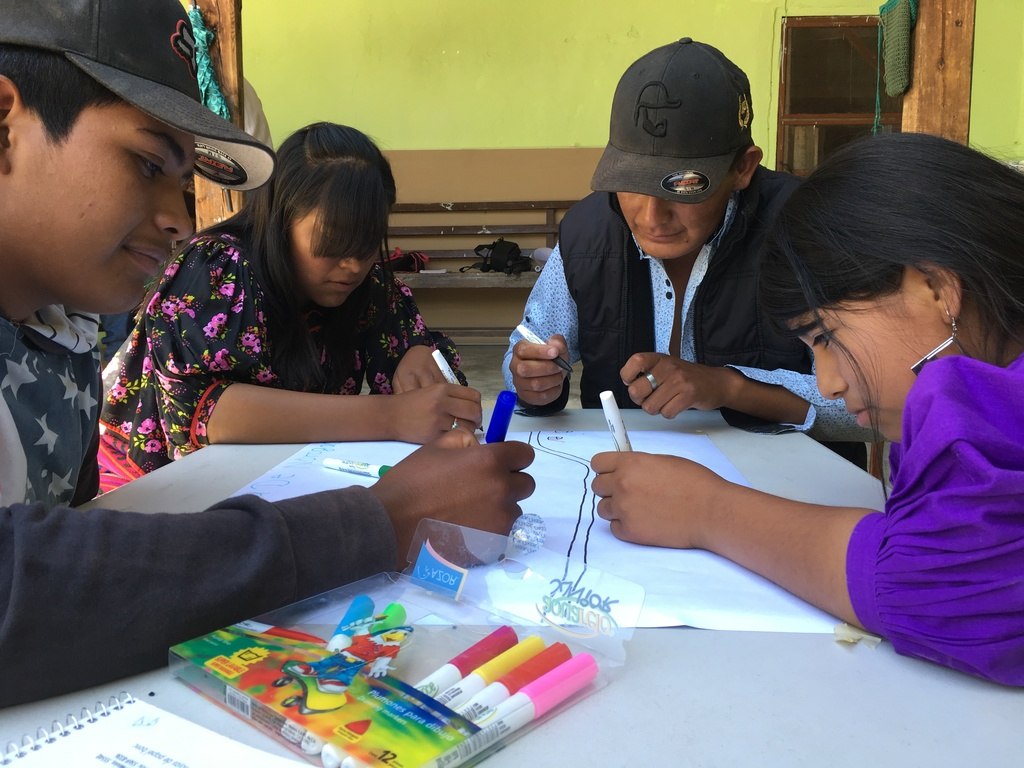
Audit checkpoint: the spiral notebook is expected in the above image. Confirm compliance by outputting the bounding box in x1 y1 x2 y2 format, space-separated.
2 694 301 767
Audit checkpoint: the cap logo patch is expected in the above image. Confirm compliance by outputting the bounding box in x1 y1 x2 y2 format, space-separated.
634 82 682 138
195 143 248 187
171 19 198 79
661 171 710 197
737 93 751 130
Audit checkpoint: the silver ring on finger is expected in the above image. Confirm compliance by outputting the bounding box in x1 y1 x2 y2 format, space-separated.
643 371 659 392
451 418 460 431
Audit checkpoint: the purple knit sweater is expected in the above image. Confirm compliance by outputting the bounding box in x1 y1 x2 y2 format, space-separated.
847 352 1024 685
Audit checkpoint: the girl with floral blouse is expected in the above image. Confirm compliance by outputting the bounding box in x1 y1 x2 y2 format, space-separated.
100 123 479 486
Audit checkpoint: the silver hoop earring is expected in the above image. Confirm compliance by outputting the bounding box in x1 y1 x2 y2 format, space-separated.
911 316 964 375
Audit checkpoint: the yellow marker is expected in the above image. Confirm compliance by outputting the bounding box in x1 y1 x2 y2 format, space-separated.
432 635 546 709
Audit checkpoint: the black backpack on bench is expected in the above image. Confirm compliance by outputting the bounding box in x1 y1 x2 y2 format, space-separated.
460 237 533 275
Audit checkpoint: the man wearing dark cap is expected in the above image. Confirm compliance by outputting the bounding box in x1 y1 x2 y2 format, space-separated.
0 0 533 706
504 38 867 454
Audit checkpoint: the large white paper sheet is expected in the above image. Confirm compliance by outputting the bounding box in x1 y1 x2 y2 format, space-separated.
233 431 837 633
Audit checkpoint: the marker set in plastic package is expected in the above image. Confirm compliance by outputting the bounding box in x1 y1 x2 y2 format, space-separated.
170 520 643 767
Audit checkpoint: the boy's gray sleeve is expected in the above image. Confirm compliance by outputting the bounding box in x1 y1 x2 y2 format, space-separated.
0 488 396 707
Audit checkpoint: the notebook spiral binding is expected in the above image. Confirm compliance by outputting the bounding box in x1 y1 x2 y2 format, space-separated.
1 692 136 764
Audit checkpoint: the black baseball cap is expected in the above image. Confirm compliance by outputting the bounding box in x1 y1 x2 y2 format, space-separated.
591 38 753 204
0 0 274 190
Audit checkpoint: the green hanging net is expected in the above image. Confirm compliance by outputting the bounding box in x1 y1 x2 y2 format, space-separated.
188 4 232 121
879 0 918 97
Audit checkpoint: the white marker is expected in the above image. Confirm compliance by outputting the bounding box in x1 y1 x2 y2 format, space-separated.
599 390 632 452
515 323 572 373
432 348 460 384
323 458 391 478
514 322 546 346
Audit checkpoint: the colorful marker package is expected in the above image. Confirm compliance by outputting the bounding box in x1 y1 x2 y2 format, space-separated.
169 520 644 767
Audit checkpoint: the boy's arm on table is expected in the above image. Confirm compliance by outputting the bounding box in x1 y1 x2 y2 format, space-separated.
0 488 395 707
0 428 533 706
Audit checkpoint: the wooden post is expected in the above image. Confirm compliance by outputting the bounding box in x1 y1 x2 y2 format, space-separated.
191 0 246 231
900 0 976 143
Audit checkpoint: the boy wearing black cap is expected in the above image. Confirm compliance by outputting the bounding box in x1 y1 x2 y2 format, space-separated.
505 39 867 454
0 0 533 706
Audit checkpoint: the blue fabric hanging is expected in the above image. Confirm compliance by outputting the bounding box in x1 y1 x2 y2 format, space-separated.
188 2 232 121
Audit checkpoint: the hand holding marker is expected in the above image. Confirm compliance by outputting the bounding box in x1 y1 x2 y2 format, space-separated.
431 348 461 385
485 390 517 443
482 389 547 552
600 390 632 451
515 323 573 374
432 348 473 432
323 458 391 479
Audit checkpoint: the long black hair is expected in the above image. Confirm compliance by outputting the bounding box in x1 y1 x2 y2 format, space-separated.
205 122 397 391
760 132 1024 364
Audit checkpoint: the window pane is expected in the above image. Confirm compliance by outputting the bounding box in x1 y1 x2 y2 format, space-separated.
779 123 898 175
784 26 903 115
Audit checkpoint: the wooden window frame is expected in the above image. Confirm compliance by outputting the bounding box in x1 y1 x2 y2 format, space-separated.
776 15 902 174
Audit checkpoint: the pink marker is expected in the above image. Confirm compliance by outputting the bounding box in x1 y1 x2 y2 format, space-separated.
412 625 518 698
431 653 599 767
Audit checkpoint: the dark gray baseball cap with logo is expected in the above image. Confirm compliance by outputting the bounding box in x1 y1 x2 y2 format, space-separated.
0 0 274 190
591 38 753 204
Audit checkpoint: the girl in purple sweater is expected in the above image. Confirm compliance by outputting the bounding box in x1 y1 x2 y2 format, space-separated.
591 132 1024 685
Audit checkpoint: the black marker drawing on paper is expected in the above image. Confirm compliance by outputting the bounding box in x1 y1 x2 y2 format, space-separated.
525 431 601 587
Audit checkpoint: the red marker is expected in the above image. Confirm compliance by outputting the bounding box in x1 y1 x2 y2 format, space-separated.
233 619 325 645
412 625 518 698
455 641 573 722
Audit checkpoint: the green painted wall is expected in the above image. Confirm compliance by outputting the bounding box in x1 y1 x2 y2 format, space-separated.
240 0 1023 163
969 0 1024 162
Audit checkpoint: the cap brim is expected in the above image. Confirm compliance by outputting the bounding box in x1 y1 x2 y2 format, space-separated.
67 54 274 191
591 142 735 204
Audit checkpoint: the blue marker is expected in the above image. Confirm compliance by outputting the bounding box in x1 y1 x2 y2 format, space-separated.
326 594 375 651
485 390 517 443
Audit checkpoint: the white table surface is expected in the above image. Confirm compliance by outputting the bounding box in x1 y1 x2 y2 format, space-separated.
5 410 1022 766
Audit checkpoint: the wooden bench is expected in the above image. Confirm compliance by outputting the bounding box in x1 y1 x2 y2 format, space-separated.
386 200 576 288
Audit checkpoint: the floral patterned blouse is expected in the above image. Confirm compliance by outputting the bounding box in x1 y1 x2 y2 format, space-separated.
99 233 463 477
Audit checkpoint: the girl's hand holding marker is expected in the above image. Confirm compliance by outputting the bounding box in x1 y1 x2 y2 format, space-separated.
431 349 479 433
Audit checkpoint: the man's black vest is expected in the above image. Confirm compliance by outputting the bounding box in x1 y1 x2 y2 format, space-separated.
559 167 807 422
